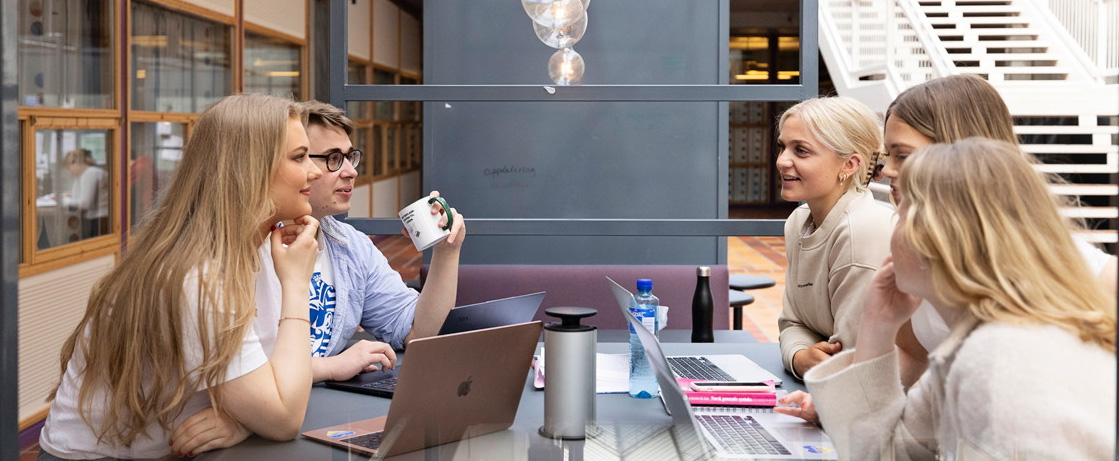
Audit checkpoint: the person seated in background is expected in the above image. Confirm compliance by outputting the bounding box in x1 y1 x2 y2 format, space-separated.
805 138 1116 460
39 93 322 459
775 96 893 378
62 148 109 237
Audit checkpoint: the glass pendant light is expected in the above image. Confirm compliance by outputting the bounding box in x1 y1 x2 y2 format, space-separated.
548 48 584 85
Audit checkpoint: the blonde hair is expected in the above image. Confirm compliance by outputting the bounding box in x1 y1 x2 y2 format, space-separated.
885 75 1018 145
779 96 883 191
898 138 1115 351
885 74 1088 222
50 94 306 445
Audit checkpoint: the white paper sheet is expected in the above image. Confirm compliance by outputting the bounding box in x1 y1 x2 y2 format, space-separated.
534 347 631 394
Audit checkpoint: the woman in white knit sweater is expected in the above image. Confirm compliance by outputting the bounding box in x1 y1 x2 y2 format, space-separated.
803 138 1116 460
775 97 893 378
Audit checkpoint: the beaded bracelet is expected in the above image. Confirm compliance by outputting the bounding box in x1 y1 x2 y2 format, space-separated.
278 317 311 327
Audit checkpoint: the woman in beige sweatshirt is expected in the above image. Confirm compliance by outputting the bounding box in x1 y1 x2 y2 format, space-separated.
775 97 893 378
805 139 1116 460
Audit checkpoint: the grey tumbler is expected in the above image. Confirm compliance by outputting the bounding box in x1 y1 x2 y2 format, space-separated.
539 307 597 440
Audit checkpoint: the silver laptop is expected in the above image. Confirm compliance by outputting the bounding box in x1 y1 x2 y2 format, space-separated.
611 277 837 460
324 292 546 398
606 277 782 386
303 321 544 457
438 291 546 335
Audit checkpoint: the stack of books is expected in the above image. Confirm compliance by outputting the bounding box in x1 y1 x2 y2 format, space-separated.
675 378 780 407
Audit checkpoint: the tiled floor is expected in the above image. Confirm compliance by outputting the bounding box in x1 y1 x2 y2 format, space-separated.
19 443 37 460
725 236 786 343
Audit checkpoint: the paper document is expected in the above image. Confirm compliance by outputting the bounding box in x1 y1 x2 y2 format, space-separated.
534 347 631 394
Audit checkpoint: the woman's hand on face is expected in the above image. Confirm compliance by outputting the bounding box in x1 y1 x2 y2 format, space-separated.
863 257 923 329
270 215 320 286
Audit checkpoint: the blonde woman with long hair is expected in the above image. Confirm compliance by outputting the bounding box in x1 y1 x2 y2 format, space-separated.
775 96 893 378
39 93 323 459
804 138 1116 459
882 75 1117 387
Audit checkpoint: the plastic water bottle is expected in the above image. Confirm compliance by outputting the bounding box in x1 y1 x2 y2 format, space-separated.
629 279 660 398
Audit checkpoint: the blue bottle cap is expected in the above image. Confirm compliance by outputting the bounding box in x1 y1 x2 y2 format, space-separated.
636 279 653 291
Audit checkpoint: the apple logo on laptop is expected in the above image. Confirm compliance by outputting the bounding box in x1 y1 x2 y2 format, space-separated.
457 376 473 397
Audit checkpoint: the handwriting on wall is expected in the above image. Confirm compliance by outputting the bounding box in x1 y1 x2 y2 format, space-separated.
484 165 537 179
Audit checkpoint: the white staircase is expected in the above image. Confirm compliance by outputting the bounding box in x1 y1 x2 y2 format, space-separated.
820 0 1119 244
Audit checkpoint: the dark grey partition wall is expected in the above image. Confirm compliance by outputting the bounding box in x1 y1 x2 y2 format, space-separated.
330 0 818 265
425 1 723 264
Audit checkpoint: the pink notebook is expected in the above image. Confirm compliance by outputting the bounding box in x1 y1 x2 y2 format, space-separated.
675 378 780 407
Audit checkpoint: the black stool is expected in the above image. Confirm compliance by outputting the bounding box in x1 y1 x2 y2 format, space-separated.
729 274 776 291
727 274 776 331
728 290 755 330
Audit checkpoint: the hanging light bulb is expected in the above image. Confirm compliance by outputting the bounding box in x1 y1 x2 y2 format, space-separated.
548 48 584 85
522 0 584 28
532 11 588 49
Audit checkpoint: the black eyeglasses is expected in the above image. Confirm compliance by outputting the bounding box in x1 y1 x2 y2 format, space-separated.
309 149 362 172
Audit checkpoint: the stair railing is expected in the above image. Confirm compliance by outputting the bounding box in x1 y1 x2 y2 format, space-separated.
1034 0 1118 79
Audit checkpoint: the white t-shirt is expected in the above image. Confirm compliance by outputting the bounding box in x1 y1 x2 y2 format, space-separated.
911 236 1113 351
254 233 330 356
39 266 270 459
65 166 109 219
309 240 337 357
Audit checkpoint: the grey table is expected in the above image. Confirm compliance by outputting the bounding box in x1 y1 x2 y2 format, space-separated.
203 331 798 460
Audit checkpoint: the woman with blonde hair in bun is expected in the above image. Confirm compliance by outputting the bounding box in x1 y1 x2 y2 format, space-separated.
775 96 893 378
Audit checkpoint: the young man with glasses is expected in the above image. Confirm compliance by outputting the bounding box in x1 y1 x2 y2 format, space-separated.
299 100 466 382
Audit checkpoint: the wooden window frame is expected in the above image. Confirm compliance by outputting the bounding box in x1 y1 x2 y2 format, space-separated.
243 23 308 102
124 112 194 235
128 0 237 114
19 112 122 277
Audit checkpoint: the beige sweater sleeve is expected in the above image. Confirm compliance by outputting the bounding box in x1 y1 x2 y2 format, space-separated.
783 290 828 378
825 262 878 349
805 349 938 461
777 290 824 379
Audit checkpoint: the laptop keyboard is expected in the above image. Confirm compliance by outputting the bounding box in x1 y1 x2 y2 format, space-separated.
341 431 384 450
697 414 791 456
358 376 398 393
667 357 735 381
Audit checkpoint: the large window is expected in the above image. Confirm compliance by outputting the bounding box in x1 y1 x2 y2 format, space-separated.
348 60 373 183
132 1 232 112
243 31 302 100
370 69 423 176
18 0 114 109
129 121 186 226
30 126 116 252
400 76 422 170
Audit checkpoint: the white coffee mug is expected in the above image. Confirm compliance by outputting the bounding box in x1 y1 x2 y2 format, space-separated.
398 196 454 251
